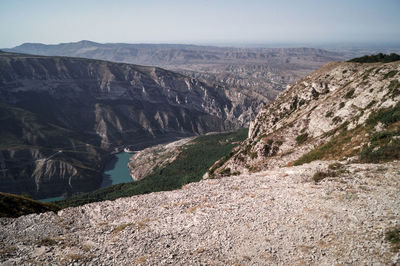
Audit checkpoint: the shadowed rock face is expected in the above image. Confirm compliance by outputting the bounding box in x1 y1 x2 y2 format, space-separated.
0 52 256 199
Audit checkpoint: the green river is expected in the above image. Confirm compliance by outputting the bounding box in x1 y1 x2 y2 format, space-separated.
100 152 134 188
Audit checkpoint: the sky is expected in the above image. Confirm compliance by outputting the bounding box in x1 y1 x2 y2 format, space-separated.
1 0 400 48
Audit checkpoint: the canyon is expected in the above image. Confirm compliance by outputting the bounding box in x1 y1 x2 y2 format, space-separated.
0 51 260 199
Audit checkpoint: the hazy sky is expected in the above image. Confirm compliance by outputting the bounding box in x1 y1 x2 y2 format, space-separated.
1 0 399 48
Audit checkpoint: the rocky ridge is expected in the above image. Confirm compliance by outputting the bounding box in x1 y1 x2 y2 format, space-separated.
208 60 400 177
128 137 195 181
6 41 346 104
0 160 399 265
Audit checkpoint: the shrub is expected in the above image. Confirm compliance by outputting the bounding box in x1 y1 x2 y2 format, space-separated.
384 70 398 79
344 88 355 99
0 246 17 256
35 238 57 246
312 171 336 183
366 102 400 127
362 68 375 80
332 116 342 124
249 152 258 159
112 223 133 236
294 124 353 166
220 168 231 176
365 100 377 109
360 138 400 163
386 227 400 243
388 80 400 98
296 133 309 145
385 227 400 251
328 162 343 171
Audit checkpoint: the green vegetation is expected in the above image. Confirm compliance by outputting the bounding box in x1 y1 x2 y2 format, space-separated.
35 238 58 246
366 100 377 109
348 53 400 63
219 167 232 176
325 111 333 118
385 227 400 251
328 162 345 171
388 80 400 98
359 127 400 163
365 102 400 126
362 68 375 80
295 103 400 166
332 116 342 124
312 171 336 183
383 70 398 79
57 129 248 208
312 163 349 183
295 133 309 145
344 88 355 99
294 121 354 165
0 192 60 218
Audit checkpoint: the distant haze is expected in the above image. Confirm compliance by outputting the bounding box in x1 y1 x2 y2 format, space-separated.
1 0 400 48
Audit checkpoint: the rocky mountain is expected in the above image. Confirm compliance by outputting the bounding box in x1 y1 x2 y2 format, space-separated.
208 60 400 177
5 40 346 103
0 51 259 199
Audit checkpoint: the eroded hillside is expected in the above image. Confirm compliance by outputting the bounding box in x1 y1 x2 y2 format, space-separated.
208 61 400 177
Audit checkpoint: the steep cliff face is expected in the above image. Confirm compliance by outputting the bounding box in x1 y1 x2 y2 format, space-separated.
0 52 246 138
0 52 256 198
0 102 106 198
208 61 400 177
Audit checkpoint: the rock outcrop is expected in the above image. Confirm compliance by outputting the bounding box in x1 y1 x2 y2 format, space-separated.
128 137 195 181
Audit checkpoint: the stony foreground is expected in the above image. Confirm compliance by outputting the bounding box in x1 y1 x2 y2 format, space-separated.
1 161 399 265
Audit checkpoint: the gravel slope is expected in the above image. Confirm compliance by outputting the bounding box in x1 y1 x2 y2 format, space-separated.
1 160 399 265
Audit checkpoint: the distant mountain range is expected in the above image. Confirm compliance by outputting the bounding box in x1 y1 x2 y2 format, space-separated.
4 40 347 102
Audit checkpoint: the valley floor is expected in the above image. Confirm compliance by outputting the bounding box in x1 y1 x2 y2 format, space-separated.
0 160 399 265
